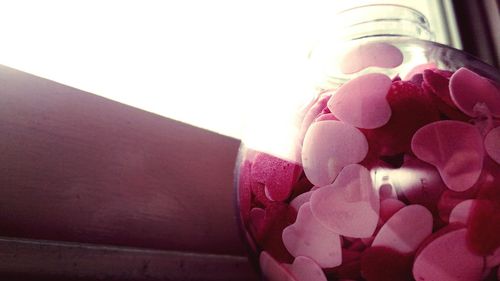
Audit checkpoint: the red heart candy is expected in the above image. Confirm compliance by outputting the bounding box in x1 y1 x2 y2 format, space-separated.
258 203 297 263
361 246 413 281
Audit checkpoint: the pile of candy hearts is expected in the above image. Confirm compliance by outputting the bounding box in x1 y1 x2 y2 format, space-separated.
237 42 500 281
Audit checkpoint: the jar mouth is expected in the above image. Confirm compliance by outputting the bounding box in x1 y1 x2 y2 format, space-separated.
334 4 434 41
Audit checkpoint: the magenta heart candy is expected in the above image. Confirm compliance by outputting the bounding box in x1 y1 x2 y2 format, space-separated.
290 256 327 281
411 120 484 192
413 228 484 281
423 68 456 107
372 204 433 254
310 164 379 238
282 203 342 268
327 73 392 129
249 207 266 240
260 251 297 281
340 42 403 74
450 67 500 117
251 152 302 201
486 247 500 268
449 199 475 224
302 121 368 186
485 127 500 164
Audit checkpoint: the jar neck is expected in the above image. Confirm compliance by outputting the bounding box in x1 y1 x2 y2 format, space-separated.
334 4 434 41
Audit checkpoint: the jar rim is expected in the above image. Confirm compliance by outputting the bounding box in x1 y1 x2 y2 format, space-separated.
334 4 434 41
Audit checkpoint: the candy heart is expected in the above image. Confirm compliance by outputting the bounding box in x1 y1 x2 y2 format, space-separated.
259 203 297 263
394 154 446 212
423 69 455 107
252 182 273 207
413 228 484 281
282 203 342 268
466 158 500 256
340 42 403 74
404 62 437 80
251 152 303 202
485 127 500 164
486 247 500 268
450 67 500 117
310 164 379 238
449 199 475 224
437 189 477 223
249 207 266 240
327 73 392 129
299 94 332 144
260 251 297 281
411 120 484 192
302 121 368 186
379 198 406 223
361 246 413 281
422 69 470 122
289 191 313 212
314 113 338 122
290 256 327 281
372 204 432 254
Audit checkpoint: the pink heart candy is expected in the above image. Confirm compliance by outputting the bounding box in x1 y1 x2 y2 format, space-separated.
302 121 368 187
411 120 484 192
485 126 500 164
259 251 297 281
449 199 475 224
372 204 433 254
290 191 313 212
450 67 500 117
310 164 379 238
314 113 338 122
282 203 342 268
251 152 302 201
299 94 332 144
340 42 403 74
413 228 484 281
290 256 327 281
379 198 406 223
327 73 392 129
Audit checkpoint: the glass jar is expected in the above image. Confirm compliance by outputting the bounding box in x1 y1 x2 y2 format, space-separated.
235 4 500 281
